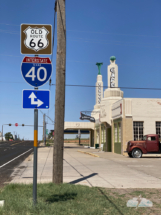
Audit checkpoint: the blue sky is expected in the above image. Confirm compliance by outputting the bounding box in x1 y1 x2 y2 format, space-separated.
0 0 161 140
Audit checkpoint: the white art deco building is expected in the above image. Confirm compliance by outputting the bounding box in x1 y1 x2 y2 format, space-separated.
90 56 161 155
64 56 161 155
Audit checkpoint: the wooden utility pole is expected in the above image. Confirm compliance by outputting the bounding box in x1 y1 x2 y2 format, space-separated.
52 0 66 184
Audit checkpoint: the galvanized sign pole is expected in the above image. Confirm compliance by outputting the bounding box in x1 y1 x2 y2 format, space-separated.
33 106 38 205
21 24 52 205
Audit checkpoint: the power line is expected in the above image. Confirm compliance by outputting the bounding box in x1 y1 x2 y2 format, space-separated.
47 0 57 123
0 23 20 26
51 83 161 91
0 22 160 38
68 38 161 49
67 29 161 38
40 110 54 123
50 1 57 64
1 29 161 48
1 80 161 91
2 54 161 68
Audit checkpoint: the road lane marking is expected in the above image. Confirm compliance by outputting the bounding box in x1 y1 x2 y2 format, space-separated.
11 141 23 146
0 148 32 169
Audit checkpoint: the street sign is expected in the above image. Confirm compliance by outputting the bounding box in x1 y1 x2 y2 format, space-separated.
80 112 95 123
46 129 48 135
15 123 18 127
21 56 52 87
23 90 50 109
21 24 52 55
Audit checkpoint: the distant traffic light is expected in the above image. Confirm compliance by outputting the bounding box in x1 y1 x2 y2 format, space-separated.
22 124 24 126
9 124 11 126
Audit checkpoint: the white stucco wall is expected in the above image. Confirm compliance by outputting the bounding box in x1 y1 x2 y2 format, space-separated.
100 97 122 125
131 98 161 135
112 99 123 119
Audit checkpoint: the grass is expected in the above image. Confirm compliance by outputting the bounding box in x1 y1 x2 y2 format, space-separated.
0 183 160 215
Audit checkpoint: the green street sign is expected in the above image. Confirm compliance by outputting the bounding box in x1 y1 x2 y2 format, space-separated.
46 129 48 135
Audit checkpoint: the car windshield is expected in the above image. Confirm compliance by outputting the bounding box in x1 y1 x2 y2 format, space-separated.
143 135 147 140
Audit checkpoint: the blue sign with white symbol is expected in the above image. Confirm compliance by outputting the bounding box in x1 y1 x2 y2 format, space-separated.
23 90 50 109
21 56 52 87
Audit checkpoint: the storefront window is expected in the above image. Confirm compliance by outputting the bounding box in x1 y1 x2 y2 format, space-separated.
133 121 144 140
156 122 161 141
102 129 104 142
118 122 121 142
104 128 106 142
114 123 117 142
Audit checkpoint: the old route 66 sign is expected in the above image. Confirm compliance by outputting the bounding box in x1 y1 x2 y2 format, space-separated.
23 27 49 52
21 24 52 55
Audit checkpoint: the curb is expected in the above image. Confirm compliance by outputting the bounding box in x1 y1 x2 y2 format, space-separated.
77 150 99 157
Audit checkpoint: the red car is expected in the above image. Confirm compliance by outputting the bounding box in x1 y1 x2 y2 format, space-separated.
126 134 161 158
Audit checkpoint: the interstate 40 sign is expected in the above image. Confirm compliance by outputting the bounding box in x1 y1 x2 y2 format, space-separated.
21 56 52 87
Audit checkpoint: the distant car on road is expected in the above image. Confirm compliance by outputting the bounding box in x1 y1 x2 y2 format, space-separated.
125 134 161 158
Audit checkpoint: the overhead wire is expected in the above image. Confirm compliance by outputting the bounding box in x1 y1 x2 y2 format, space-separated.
1 80 161 91
47 0 57 124
51 83 161 91
1 29 161 48
0 22 160 38
1 54 161 68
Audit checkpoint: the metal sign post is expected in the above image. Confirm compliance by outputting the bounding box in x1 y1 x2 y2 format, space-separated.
21 24 52 205
78 129 81 145
33 107 38 205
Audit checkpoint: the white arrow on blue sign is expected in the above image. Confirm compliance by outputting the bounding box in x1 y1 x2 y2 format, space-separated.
21 56 52 87
23 89 50 109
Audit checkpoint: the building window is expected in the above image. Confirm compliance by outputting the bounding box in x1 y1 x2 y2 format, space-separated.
114 123 117 142
133 121 144 141
104 128 106 142
102 129 104 143
118 122 121 142
156 122 161 141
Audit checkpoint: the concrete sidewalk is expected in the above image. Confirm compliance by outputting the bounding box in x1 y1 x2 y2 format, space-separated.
10 143 161 188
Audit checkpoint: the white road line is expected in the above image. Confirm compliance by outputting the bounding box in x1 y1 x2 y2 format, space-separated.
0 148 32 169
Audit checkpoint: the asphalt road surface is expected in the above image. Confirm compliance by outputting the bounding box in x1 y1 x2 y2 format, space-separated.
0 141 34 187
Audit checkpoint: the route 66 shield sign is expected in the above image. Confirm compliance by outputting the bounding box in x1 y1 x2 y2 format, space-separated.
21 24 52 55
23 27 49 52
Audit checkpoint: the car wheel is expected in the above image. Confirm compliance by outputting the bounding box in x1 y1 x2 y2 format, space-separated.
132 148 142 158
128 153 132 158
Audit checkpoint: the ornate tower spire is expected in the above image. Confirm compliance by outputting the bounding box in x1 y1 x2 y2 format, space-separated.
94 62 103 108
96 62 103 75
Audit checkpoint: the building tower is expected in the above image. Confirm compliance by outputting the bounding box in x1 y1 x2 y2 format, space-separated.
104 56 123 98
94 62 103 110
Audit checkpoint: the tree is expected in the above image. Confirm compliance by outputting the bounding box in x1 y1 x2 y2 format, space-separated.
5 132 13 141
48 131 53 139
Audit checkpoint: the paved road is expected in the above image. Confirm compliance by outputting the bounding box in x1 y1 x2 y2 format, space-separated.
0 141 33 187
